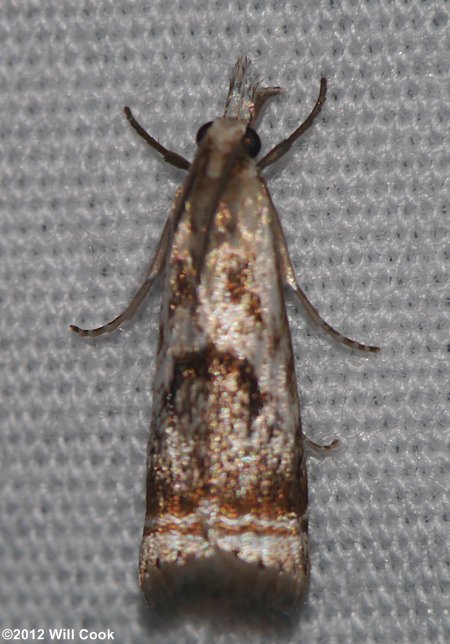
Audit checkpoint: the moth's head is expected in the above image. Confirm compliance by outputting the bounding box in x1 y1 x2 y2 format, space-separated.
193 57 283 169
195 118 261 160
223 56 284 127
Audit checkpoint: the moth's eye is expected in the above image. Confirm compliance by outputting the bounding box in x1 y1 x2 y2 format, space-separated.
242 127 261 158
196 121 213 145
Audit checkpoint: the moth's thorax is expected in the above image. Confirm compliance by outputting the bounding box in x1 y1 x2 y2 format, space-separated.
203 118 248 178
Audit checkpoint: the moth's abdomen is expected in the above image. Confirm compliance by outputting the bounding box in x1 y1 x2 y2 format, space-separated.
140 482 310 612
140 525 309 613
139 339 309 612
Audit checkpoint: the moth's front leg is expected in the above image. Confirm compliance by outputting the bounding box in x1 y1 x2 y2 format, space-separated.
124 107 190 171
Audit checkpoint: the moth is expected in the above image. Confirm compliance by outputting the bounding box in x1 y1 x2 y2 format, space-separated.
71 57 379 611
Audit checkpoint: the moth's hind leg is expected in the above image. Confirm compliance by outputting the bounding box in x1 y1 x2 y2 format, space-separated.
291 281 380 354
70 277 156 338
270 206 380 353
305 436 340 456
70 216 171 338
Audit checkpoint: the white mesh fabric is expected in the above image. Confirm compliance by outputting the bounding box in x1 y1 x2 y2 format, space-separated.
0 1 448 642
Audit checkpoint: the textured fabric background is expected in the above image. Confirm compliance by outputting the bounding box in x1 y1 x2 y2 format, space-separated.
1 1 448 642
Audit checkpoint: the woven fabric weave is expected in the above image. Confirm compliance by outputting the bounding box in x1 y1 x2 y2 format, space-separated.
1 2 448 642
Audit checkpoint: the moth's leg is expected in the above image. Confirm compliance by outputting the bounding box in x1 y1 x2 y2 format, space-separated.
124 107 190 171
305 437 340 456
258 77 327 171
289 279 380 353
70 216 171 338
268 194 380 353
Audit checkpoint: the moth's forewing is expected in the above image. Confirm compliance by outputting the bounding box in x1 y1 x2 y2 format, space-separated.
139 117 309 611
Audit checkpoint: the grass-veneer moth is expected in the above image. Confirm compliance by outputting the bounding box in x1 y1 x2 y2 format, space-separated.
71 56 379 613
